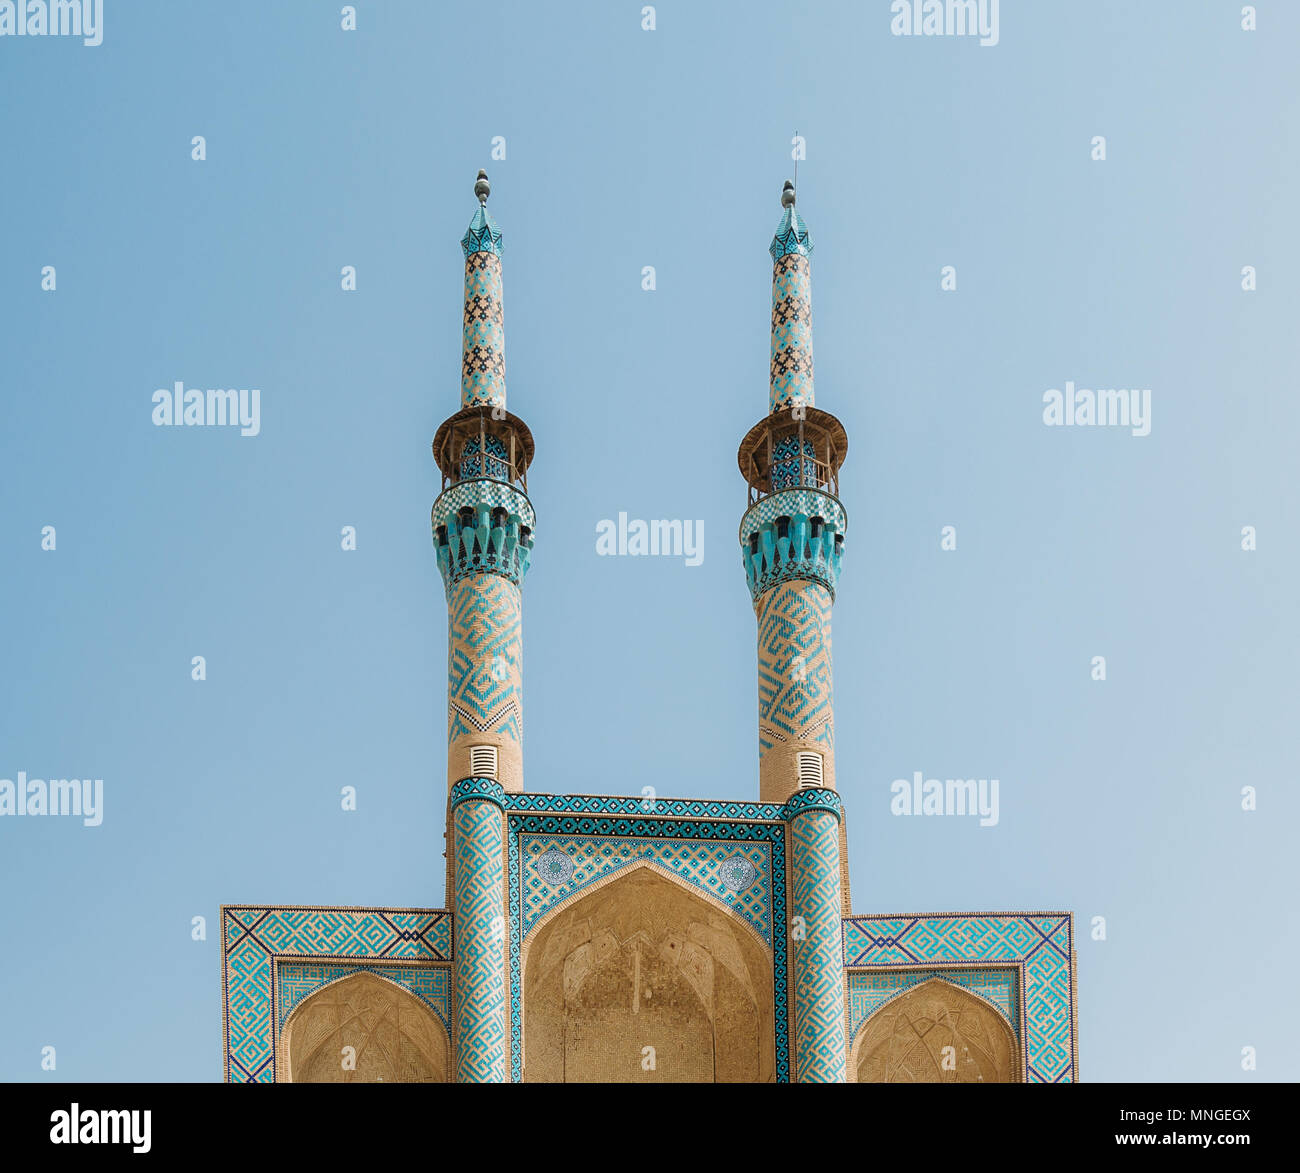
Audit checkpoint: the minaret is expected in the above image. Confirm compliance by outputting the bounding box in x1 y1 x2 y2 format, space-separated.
738 180 848 1081
433 169 535 793
433 171 534 1083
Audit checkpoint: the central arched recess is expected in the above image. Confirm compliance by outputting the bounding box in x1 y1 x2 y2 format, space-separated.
522 865 775 1082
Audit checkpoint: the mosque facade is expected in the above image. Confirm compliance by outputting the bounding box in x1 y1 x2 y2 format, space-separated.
220 172 1079 1084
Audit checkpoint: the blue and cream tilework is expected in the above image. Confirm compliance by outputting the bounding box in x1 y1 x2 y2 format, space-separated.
433 491 534 596
742 495 845 604
221 906 451 1083
770 251 814 412
742 487 846 536
842 913 1077 1083
460 210 506 407
790 805 847 1081
503 792 792 1082
520 835 772 945
452 786 508 1083
846 967 1018 1045
447 575 523 745
756 581 835 765
433 478 535 531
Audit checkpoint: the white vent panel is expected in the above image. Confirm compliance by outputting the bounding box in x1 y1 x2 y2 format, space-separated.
796 752 824 788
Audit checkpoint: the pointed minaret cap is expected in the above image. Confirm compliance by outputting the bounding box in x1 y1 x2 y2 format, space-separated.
770 180 813 261
462 169 503 258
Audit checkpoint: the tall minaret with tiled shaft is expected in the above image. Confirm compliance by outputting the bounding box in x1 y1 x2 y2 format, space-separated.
432 171 534 1083
738 180 848 1081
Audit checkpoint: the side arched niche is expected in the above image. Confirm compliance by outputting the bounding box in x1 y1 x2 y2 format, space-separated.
278 970 450 1083
850 976 1020 1083
522 863 776 1082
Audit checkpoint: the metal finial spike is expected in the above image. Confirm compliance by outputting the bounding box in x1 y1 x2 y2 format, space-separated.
781 180 796 208
474 169 490 205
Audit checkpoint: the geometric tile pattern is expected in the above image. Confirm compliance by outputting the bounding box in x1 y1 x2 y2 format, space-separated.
784 787 844 821
842 913 1077 1084
447 574 522 744
504 792 791 1081
505 793 787 821
790 807 847 1081
756 580 834 763
278 962 451 1033
846 966 1018 1044
459 433 511 482
461 244 506 409
432 477 536 533
220 905 451 1083
453 796 508 1082
741 486 846 536
771 435 819 491
742 495 845 604
770 251 813 412
520 834 773 944
461 203 503 258
769 203 813 261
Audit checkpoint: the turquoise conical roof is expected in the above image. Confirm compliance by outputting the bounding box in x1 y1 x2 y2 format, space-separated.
769 205 813 260
461 205 503 258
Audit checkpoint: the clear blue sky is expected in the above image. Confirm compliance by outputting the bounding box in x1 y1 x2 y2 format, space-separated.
1 0 1295 1082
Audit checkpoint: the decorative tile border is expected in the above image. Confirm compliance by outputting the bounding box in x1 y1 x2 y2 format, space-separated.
450 776 506 810
842 913 1076 1084
740 487 847 541
503 792 790 1082
846 965 1019 1044
506 793 786 821
221 905 451 1083
278 962 451 1033
520 834 773 944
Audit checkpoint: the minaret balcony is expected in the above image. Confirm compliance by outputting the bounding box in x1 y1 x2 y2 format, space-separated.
736 404 847 506
432 404 534 495
737 405 847 604
431 405 536 593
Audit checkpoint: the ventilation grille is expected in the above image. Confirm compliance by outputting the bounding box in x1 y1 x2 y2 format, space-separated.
796 752 824 788
469 745 498 779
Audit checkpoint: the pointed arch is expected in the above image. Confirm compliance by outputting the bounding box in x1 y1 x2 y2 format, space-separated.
278 970 450 1083
522 862 776 1082
850 976 1020 1083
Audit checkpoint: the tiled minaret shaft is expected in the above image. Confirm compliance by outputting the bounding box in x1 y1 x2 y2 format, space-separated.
434 173 535 1084
743 183 844 806
461 199 506 409
433 171 534 796
769 204 815 412
739 181 848 1081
